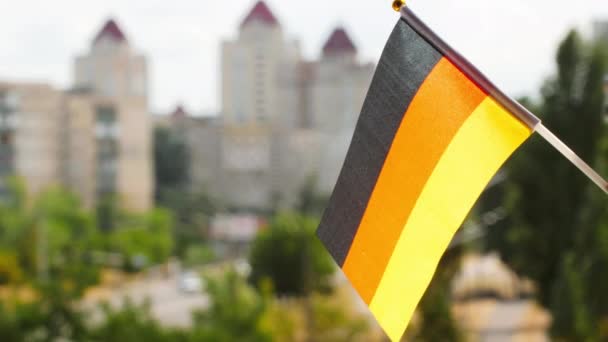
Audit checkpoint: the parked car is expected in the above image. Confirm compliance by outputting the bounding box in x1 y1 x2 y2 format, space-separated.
177 271 204 293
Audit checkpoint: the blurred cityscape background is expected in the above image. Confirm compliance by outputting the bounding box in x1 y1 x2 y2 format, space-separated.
0 0 607 341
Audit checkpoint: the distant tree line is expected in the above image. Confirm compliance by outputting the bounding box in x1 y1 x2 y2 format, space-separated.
481 30 608 340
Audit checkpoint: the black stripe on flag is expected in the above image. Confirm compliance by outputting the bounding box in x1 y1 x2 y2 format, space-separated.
317 19 442 266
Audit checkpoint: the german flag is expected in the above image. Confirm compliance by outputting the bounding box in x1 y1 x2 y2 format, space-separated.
317 7 540 341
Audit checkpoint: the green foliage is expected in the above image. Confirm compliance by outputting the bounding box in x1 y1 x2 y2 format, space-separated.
413 279 462 342
0 179 34 277
158 188 216 257
0 175 176 283
0 180 180 340
191 269 272 342
107 208 174 270
405 248 463 342
310 294 369 341
96 195 120 232
0 180 104 292
0 295 189 342
153 126 216 255
550 253 594 341
0 251 22 284
248 213 334 297
0 282 89 341
0 180 367 341
296 174 330 217
485 30 608 338
90 300 189 342
183 244 215 268
35 188 101 292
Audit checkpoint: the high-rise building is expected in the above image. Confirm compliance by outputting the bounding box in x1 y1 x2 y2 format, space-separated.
0 83 63 197
160 1 374 211
74 19 148 100
219 1 302 209
275 26 374 203
310 27 375 191
70 19 153 211
165 106 222 195
0 19 153 211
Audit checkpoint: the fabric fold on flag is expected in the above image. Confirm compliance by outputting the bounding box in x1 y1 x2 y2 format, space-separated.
317 7 538 342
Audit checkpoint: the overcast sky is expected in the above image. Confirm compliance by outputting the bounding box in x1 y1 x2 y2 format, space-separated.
1 1 607 114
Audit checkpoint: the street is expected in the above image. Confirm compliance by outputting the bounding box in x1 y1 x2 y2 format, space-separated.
82 272 210 327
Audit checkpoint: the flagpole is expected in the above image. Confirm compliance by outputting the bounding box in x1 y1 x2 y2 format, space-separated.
535 124 608 194
394 1 608 195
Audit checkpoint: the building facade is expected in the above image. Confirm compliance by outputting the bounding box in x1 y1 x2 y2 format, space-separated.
74 19 148 100
71 19 153 211
163 1 374 211
0 83 63 197
219 1 302 209
306 27 375 192
0 19 153 211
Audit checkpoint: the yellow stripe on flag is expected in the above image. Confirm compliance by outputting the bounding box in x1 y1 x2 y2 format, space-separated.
368 97 532 341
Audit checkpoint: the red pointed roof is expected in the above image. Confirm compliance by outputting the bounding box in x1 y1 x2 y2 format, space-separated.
93 19 127 45
241 1 279 28
322 27 357 56
171 105 187 119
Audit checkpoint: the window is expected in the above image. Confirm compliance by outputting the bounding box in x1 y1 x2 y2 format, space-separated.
98 139 118 162
96 106 116 124
0 133 12 145
96 156 117 195
95 106 118 196
95 106 119 138
0 92 15 177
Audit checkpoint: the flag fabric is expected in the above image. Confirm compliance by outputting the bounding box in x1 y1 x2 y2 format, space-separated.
317 7 540 341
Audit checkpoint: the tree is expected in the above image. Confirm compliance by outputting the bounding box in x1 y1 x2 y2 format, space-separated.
404 246 463 342
0 281 90 341
0 295 189 342
0 180 102 291
296 175 330 217
0 180 183 340
34 188 101 291
485 31 607 338
154 126 216 256
96 195 120 232
107 208 174 271
309 293 369 342
248 213 334 297
90 300 188 342
158 188 216 257
0 178 34 279
191 269 272 341
549 253 594 340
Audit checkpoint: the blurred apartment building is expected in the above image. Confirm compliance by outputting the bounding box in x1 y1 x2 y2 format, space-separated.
0 19 152 211
160 1 374 210
0 84 63 198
